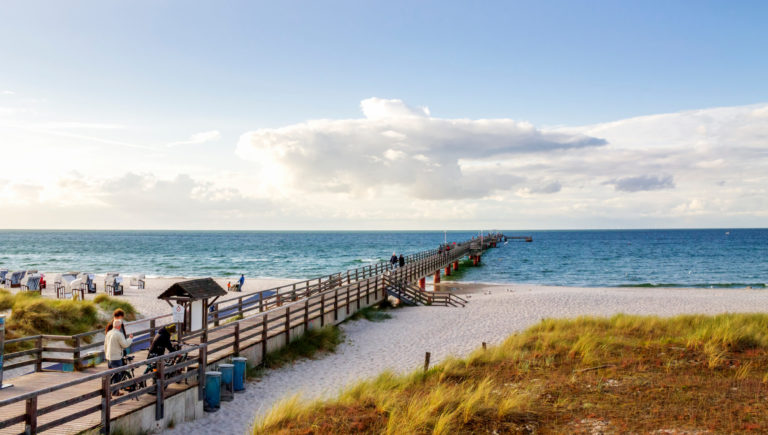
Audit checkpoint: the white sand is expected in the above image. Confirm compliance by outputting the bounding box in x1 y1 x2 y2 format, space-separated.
164 283 768 435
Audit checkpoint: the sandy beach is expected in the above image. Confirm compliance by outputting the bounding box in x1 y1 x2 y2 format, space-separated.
157 282 768 435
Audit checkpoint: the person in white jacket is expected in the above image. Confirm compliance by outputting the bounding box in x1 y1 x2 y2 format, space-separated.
105 319 133 396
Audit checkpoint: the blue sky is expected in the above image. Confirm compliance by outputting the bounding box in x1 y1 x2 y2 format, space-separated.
1 1 767 229
3 1 767 127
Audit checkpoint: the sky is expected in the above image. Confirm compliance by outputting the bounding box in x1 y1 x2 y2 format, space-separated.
0 0 766 230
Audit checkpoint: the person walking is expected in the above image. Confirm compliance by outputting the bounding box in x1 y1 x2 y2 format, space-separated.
398 254 405 268
239 274 245 291
105 319 133 396
390 252 398 268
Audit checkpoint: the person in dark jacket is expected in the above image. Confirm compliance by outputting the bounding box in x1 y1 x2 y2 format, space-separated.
390 252 398 267
147 327 176 358
398 254 405 268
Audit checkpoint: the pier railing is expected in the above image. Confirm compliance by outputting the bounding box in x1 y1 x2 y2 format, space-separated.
0 344 206 434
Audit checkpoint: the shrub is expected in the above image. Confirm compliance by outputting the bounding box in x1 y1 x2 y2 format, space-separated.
93 294 137 320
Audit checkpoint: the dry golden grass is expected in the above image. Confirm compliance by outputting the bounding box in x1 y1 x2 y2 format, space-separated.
253 313 768 434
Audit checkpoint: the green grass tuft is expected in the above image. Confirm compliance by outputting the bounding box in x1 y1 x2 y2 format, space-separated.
93 294 137 320
346 305 392 323
248 326 344 379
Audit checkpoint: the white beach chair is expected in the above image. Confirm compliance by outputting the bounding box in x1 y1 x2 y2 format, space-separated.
69 278 84 300
21 274 42 292
105 272 123 295
56 273 78 299
130 274 146 289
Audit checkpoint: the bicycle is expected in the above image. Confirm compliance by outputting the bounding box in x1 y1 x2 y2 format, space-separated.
112 355 147 400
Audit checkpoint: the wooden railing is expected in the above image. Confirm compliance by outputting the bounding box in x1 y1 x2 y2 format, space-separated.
0 344 206 435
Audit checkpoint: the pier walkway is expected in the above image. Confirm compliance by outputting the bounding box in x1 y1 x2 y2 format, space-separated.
0 234 506 434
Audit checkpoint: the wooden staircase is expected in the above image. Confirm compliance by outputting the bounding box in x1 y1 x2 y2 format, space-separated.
384 277 467 308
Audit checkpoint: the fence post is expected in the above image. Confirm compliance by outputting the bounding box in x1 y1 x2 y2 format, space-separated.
238 297 244 318
149 319 156 343
261 315 268 362
234 323 240 356
35 335 43 372
304 299 309 330
156 356 165 421
357 282 361 310
424 352 431 371
334 289 338 321
285 306 291 346
197 345 207 401
213 303 220 327
24 396 37 434
74 336 81 370
101 376 111 434
320 293 325 327
259 292 264 312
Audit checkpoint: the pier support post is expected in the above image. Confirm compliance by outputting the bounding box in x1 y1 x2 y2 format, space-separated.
444 265 451 276
419 277 426 290
433 270 440 284
453 260 459 271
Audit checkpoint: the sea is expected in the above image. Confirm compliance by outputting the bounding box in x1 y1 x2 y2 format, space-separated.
0 229 765 288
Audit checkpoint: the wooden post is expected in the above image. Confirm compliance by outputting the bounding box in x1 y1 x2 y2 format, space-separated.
320 293 326 327
259 292 264 312
73 336 81 370
213 303 220 327
149 319 156 343
35 335 43 372
25 396 37 434
261 315 268 361
346 287 350 315
155 356 165 421
356 282 361 310
284 307 291 346
346 271 350 284
304 299 309 330
233 323 240 356
333 289 339 321
238 297 244 317
482 342 487 350
197 345 207 401
101 376 111 434
366 279 370 305
424 352 431 372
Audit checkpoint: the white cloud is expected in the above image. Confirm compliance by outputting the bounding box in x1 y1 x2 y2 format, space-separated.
1 90 14 95
167 130 221 147
236 98 605 200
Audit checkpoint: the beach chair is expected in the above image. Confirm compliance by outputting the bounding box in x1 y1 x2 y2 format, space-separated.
55 273 78 299
105 273 124 296
8 270 25 288
130 274 146 290
20 274 42 292
69 278 85 300
0 269 8 287
77 273 97 293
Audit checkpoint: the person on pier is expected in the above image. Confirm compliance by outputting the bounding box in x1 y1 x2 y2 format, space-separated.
105 319 133 396
398 254 405 268
390 252 398 268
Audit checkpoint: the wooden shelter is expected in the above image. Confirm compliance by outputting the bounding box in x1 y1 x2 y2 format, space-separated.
157 278 226 336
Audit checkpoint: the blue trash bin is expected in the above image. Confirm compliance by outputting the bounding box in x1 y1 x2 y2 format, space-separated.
219 363 234 402
204 371 221 412
233 357 246 392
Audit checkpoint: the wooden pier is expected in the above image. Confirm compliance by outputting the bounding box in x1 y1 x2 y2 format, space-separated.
0 234 505 434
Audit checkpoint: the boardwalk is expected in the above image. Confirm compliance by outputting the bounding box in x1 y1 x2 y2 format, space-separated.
0 234 504 434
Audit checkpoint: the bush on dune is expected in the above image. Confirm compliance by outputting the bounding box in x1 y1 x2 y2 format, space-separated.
93 294 137 320
254 313 768 434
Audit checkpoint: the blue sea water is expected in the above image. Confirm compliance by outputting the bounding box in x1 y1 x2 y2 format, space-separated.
0 229 765 288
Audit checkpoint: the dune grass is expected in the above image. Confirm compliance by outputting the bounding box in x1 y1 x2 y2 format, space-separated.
1 290 138 352
248 326 344 379
253 313 768 434
93 294 137 320
347 305 392 322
